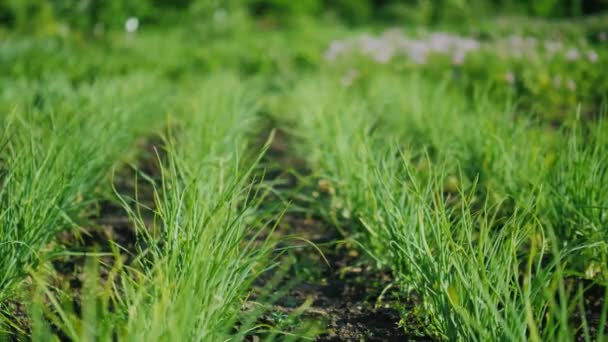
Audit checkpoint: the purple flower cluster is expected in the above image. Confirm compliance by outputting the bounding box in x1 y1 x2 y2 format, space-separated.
325 30 480 65
325 30 601 65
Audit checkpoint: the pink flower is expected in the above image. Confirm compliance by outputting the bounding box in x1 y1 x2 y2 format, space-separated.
324 40 348 61
374 49 393 64
544 40 563 54
406 41 428 65
428 33 451 53
587 51 599 63
566 48 580 61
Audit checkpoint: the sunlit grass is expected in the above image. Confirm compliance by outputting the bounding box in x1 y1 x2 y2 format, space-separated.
30 75 277 341
278 74 607 340
0 75 167 318
0 11 606 341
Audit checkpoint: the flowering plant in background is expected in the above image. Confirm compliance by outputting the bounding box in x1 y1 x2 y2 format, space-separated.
324 27 606 120
325 30 480 65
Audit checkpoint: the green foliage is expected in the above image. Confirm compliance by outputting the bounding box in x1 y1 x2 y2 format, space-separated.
0 75 167 308
0 3 607 341
548 120 608 277
111 76 272 341
25 75 275 341
248 0 321 17
2 0 607 33
276 71 607 339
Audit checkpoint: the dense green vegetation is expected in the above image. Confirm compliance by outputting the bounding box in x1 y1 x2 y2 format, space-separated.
2 0 608 32
0 75 167 302
0 1 607 340
278 73 607 339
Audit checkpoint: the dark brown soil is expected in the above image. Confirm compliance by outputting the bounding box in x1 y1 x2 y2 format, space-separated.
252 215 432 341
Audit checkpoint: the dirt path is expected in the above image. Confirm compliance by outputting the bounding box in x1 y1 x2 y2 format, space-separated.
263 216 418 341
249 128 432 341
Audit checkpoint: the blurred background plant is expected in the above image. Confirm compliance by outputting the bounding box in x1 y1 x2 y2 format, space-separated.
2 0 606 120
2 0 608 33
